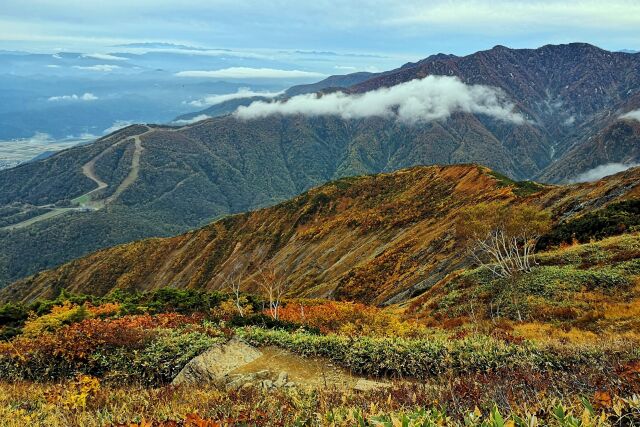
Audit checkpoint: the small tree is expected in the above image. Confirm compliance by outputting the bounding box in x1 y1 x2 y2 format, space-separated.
222 260 254 318
456 202 551 321
456 202 551 278
224 275 246 318
255 268 285 320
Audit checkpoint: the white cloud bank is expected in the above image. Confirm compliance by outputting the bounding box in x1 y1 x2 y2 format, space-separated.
82 53 129 61
188 88 284 107
73 64 121 72
235 75 525 124
176 67 326 79
48 92 98 102
620 109 640 122
572 162 640 183
172 114 212 125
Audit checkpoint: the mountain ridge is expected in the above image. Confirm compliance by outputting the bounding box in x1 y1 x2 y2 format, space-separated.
179 42 640 182
1 42 639 289
2 164 638 305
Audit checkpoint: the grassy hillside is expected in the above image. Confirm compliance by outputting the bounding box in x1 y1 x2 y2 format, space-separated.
3 164 638 306
407 233 640 339
1 233 640 425
0 112 542 288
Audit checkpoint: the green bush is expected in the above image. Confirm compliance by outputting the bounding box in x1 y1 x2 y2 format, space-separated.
0 327 222 385
538 200 640 249
129 329 222 384
227 313 320 334
22 303 89 337
239 328 536 377
238 327 633 379
0 303 28 328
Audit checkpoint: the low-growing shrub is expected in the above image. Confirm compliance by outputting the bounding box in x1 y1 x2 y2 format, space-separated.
127 328 223 385
276 300 426 337
3 379 640 427
226 313 319 334
238 327 637 380
539 200 640 249
21 302 89 337
0 313 220 384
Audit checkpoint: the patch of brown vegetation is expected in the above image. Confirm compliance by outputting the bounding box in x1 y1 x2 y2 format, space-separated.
2 165 638 306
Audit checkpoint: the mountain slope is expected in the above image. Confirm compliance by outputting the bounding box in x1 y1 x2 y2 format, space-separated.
283 71 375 96
539 97 640 182
1 43 639 287
181 43 640 181
3 164 638 305
0 110 546 287
347 43 640 180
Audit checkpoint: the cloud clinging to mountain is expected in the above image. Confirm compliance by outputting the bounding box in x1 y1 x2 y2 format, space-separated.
172 114 212 125
571 162 640 182
621 109 640 122
103 120 133 134
235 76 525 124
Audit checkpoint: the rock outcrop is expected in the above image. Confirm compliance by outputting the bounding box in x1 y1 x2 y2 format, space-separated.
172 339 262 386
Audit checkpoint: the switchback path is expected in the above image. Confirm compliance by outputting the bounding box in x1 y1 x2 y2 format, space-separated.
1 126 152 230
105 130 150 204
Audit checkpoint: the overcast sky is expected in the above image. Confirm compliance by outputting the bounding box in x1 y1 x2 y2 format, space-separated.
1 0 639 60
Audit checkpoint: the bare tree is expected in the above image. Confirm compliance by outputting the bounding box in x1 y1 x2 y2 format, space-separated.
224 275 246 318
456 202 551 321
456 202 551 278
222 260 250 318
255 268 285 320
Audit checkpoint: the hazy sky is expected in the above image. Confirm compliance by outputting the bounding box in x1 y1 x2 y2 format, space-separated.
1 0 639 59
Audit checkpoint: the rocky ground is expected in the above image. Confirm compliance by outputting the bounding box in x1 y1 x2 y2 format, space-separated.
172 339 391 393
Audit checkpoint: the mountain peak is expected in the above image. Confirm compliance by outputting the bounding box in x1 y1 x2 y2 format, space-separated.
489 44 510 51
537 42 607 53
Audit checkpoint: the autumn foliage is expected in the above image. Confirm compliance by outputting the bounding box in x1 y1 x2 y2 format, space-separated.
276 300 425 337
0 308 219 383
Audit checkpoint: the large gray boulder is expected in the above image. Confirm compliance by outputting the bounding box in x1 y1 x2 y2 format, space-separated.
172 338 262 386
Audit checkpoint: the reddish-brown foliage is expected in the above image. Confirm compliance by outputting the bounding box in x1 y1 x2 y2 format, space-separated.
275 300 422 336
1 313 204 362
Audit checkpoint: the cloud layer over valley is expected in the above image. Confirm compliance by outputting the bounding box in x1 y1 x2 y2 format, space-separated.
176 67 326 79
172 114 211 125
621 109 640 122
572 162 640 182
235 76 525 124
48 92 98 102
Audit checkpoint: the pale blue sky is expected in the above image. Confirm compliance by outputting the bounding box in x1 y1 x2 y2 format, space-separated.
1 0 639 70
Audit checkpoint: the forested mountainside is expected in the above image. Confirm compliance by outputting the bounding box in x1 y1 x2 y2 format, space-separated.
3 164 638 305
349 43 640 178
185 43 640 182
1 43 639 288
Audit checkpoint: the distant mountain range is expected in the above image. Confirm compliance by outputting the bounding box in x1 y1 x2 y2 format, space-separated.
173 72 376 123
0 42 639 288
180 43 640 182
